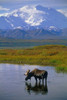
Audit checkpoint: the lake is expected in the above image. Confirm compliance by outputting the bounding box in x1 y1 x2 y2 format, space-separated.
0 64 67 100
0 39 67 49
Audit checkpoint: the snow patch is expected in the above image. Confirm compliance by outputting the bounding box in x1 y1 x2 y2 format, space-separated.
57 9 67 17
49 26 57 31
0 13 9 17
5 18 14 28
14 26 22 29
25 17 44 26
11 24 14 27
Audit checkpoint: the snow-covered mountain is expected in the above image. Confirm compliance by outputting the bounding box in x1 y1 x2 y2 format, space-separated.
0 5 67 39
0 5 67 29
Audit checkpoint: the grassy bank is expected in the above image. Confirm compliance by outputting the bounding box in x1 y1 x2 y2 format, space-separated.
0 45 67 72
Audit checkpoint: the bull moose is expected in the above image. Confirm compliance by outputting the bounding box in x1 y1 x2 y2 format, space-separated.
24 68 48 83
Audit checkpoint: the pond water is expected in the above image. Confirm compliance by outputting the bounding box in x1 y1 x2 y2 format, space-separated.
0 64 67 100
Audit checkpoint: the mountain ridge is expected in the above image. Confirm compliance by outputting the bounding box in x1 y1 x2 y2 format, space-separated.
0 28 67 39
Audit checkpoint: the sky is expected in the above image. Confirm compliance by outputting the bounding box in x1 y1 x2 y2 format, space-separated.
0 0 67 17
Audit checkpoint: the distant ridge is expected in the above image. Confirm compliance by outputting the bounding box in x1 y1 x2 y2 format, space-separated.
0 29 67 39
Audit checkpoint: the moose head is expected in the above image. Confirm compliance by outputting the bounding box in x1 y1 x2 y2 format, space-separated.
24 69 30 76
24 69 33 81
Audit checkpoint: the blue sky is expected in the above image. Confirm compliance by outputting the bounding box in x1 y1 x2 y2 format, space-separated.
0 0 67 16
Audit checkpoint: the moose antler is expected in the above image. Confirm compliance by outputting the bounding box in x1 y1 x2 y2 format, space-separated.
24 69 30 76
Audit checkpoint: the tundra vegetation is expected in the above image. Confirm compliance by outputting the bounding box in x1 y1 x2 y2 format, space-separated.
0 45 67 72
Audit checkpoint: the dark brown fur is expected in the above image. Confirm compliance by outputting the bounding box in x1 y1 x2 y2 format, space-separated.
25 68 48 83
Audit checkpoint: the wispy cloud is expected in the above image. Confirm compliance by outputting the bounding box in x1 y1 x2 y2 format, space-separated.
0 6 10 11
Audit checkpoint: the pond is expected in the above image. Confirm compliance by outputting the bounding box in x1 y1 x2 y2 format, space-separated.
0 64 67 100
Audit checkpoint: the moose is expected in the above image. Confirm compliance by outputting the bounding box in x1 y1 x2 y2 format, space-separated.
24 68 48 83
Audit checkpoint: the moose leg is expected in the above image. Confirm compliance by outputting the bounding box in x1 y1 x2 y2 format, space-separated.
45 77 47 85
42 78 44 84
42 76 44 84
35 77 37 84
39 78 41 84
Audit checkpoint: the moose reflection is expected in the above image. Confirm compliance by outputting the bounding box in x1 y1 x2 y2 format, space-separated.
25 82 48 95
24 68 48 84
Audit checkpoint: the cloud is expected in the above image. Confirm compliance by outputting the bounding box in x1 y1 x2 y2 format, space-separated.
57 9 67 17
0 6 10 11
